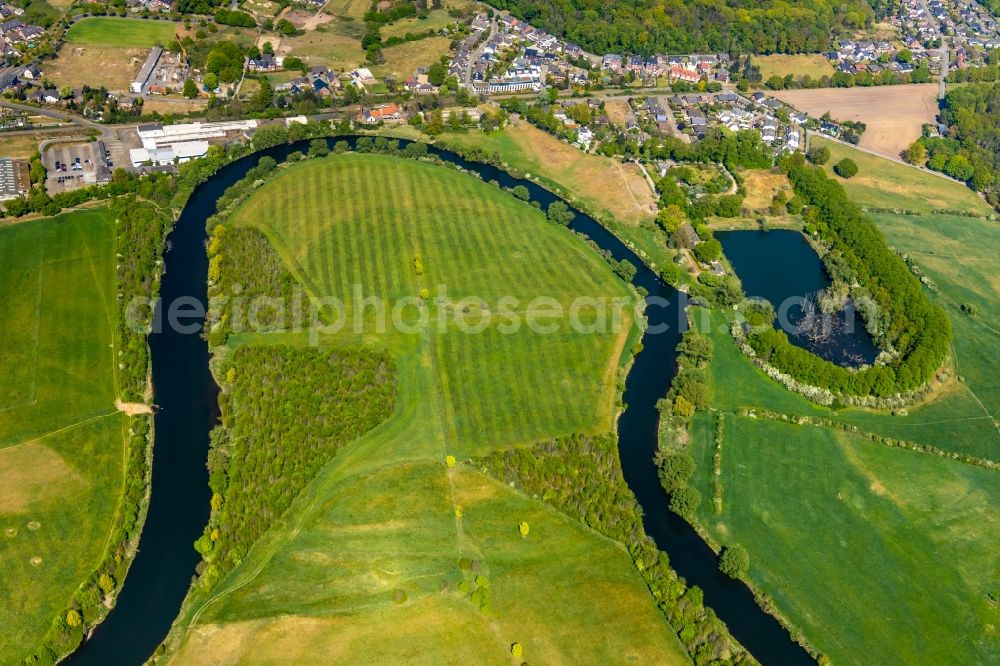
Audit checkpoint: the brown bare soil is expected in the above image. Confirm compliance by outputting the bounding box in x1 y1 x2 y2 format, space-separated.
773 84 938 159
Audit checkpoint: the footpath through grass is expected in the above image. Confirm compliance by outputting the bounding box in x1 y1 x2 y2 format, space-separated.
0 210 127 662
65 17 178 47
166 154 688 663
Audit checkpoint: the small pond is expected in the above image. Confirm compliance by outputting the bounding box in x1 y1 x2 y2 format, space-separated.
718 229 879 367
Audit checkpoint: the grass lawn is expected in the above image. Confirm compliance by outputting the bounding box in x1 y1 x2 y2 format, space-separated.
374 36 452 78
688 415 1000 665
279 26 367 68
0 209 127 663
165 154 688 663
380 2 469 39
810 136 992 216
65 17 178 47
755 54 834 81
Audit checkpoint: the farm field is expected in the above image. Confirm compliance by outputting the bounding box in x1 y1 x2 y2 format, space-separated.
682 145 1000 660
374 36 453 78
0 210 127 663
48 45 147 92
686 415 1000 665
65 17 178 47
755 54 834 81
774 84 938 158
164 154 688 663
810 136 992 215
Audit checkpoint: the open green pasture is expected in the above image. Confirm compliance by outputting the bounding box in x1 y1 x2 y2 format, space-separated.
167 154 687 662
810 136 992 216
681 148 1000 663
65 17 179 48
0 209 126 662
687 415 1000 665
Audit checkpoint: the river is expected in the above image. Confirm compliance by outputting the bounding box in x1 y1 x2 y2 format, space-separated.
66 137 812 665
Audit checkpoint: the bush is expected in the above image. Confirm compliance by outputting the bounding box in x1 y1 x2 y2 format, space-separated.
833 158 858 178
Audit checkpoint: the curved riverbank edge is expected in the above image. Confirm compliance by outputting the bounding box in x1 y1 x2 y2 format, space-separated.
67 135 812 666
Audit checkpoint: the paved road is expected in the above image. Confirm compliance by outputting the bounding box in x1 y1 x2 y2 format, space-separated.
463 20 496 91
916 0 948 100
0 100 116 140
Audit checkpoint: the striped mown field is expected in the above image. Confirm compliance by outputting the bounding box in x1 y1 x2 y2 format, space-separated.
167 154 691 664
234 153 636 451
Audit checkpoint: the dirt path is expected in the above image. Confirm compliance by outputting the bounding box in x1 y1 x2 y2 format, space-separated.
115 399 153 415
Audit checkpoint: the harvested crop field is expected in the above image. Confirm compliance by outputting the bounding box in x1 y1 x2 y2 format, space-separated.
773 84 938 158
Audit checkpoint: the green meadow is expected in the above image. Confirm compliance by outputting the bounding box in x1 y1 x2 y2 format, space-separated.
687 143 1000 662
166 154 688 663
0 210 127 662
810 136 992 216
64 17 178 48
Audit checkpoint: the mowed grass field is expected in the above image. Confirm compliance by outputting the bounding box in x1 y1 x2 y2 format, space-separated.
65 17 178 47
166 155 689 663
811 136 992 215
0 210 127 662
687 415 1000 664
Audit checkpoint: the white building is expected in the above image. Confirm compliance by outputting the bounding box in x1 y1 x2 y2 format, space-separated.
129 119 258 167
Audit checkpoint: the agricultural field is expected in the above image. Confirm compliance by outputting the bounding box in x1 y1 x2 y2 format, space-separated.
810 136 992 216
755 54 834 81
680 141 1000 662
64 17 179 48
0 210 127 662
774 84 938 158
687 415 1000 665
374 36 453 78
48 45 147 92
164 154 690 663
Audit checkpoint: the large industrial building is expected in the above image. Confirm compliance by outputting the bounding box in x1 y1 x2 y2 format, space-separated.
128 120 259 167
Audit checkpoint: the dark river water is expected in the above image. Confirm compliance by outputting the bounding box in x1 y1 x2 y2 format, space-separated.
719 229 879 367
66 138 812 665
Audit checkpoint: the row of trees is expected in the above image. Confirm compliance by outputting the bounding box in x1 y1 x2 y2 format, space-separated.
748 161 952 397
483 0 874 55
476 431 754 666
907 83 1000 207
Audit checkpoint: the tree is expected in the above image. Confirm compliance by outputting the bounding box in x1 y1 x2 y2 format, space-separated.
427 61 447 86
833 158 858 178
518 521 529 537
307 139 329 158
203 72 219 92
546 200 574 226
510 185 530 201
896 48 912 63
66 610 83 628
669 485 701 517
719 544 750 579
97 573 116 594
903 141 926 166
807 145 830 165
693 238 722 263
183 78 198 99
658 452 694 490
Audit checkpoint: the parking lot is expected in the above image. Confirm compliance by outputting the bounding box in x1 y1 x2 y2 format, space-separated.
44 141 120 194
